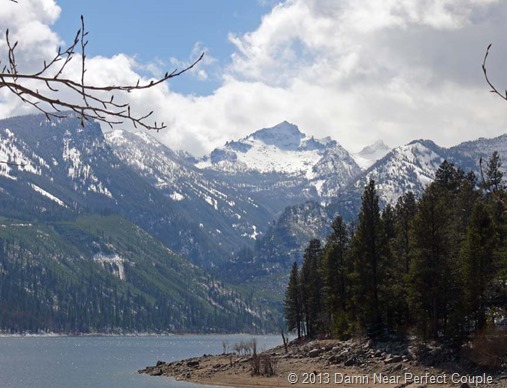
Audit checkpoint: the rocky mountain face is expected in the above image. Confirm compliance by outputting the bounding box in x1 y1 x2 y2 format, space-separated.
224 134 507 300
1 112 506 331
0 114 271 333
104 120 368 276
0 114 244 269
104 129 272 264
196 121 362 205
342 135 507 209
345 140 447 207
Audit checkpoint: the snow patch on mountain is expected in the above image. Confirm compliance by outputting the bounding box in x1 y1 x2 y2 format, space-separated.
196 121 361 198
62 135 113 198
242 224 259 240
170 191 185 201
93 253 127 281
29 183 67 207
353 140 445 204
0 129 45 178
197 121 343 176
88 180 113 198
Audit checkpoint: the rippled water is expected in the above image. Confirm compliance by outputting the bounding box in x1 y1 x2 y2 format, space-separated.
0 334 282 388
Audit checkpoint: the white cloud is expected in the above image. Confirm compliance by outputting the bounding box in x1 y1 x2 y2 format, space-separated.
153 0 507 154
169 42 216 83
0 6 62 84
1 0 507 157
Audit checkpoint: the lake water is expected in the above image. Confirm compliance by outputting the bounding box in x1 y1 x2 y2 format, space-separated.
0 334 282 388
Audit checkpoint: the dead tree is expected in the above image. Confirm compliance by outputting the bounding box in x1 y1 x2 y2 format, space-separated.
0 13 203 131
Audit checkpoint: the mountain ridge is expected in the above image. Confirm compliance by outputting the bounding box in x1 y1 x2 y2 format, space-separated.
0 112 506 332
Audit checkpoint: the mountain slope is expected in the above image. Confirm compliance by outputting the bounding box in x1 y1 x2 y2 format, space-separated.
222 134 507 303
196 121 362 205
447 134 507 173
104 129 271 259
0 214 269 333
0 113 232 268
341 134 507 208
347 139 447 206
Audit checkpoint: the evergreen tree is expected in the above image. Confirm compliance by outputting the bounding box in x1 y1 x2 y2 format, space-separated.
460 201 497 331
394 192 417 274
484 151 504 192
381 202 408 332
300 239 323 337
322 216 351 338
408 178 457 341
434 160 463 193
350 180 390 337
284 262 303 338
455 171 480 234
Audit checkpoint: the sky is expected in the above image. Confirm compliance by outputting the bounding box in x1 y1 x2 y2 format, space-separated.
1 0 507 156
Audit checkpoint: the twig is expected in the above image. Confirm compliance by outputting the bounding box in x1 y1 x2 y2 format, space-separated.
482 44 507 102
0 15 204 131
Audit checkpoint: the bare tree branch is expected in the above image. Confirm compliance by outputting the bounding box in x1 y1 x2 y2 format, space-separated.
0 13 204 131
482 43 507 102
481 45 507 213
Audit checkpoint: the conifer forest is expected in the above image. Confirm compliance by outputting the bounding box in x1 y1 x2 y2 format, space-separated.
285 153 507 351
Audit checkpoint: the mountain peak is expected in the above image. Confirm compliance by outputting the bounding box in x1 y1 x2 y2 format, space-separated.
249 121 304 150
407 139 439 149
358 140 389 155
352 140 391 170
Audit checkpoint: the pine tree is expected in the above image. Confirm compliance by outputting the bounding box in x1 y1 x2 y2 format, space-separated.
484 151 504 192
460 201 497 331
300 239 323 337
284 262 303 338
408 179 456 341
322 216 351 338
394 192 417 274
434 160 463 193
381 202 407 332
350 180 390 337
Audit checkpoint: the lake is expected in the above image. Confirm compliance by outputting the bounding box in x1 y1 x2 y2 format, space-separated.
0 334 282 388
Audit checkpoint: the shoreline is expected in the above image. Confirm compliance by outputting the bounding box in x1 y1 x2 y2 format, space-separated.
0 331 274 338
139 338 507 388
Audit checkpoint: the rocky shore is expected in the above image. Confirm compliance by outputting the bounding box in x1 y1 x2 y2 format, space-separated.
139 338 507 388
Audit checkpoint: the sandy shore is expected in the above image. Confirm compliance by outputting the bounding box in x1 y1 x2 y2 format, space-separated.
139 339 506 388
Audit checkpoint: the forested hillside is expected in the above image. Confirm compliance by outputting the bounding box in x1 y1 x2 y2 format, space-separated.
0 215 269 333
285 154 507 354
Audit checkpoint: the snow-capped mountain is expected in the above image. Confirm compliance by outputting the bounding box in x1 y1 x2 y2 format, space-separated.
349 139 447 205
447 134 507 172
230 134 507 300
342 134 507 208
196 121 361 202
0 113 236 268
352 140 391 170
1 111 507 319
0 114 114 204
105 129 272 257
